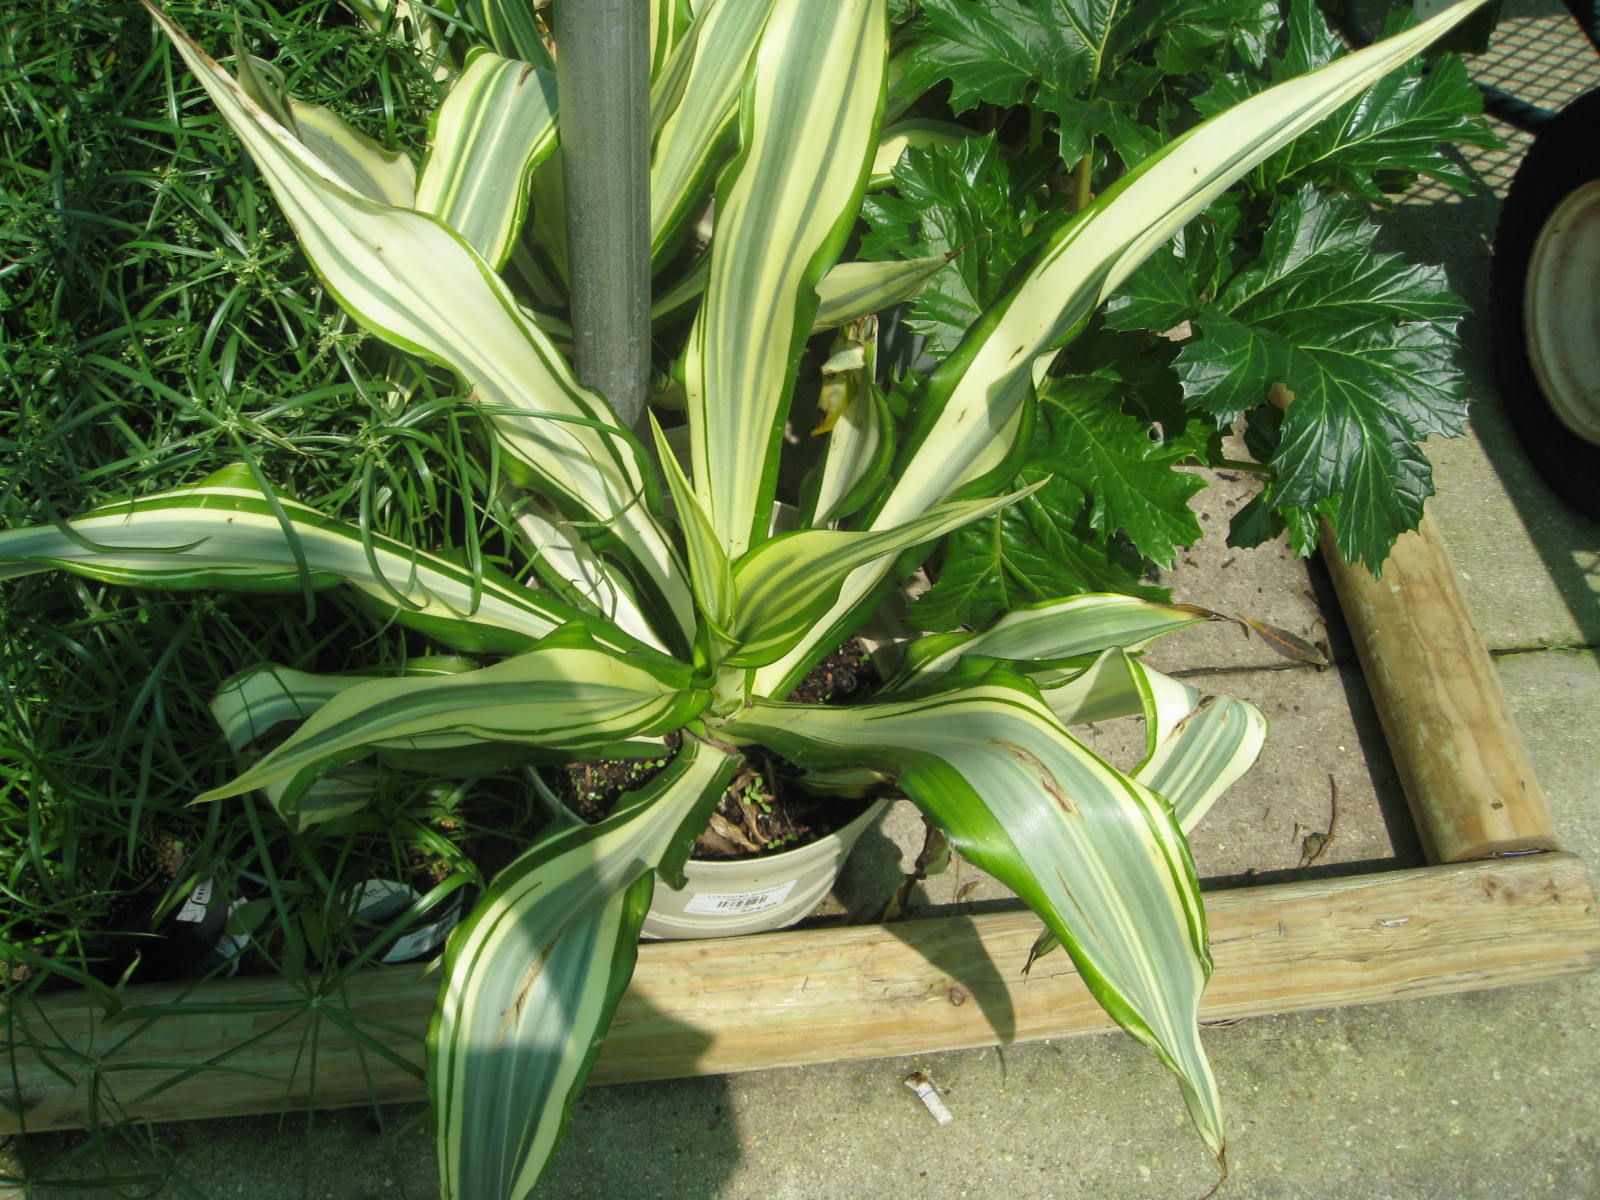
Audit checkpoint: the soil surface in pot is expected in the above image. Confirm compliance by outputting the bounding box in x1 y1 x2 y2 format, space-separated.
548 640 888 860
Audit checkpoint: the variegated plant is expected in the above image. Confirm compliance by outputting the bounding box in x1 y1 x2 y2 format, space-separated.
0 0 1490 1195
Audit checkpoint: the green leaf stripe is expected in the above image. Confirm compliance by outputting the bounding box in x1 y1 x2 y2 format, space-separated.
1138 696 1268 834
894 593 1213 686
727 486 1036 667
287 99 418 206
648 0 776 261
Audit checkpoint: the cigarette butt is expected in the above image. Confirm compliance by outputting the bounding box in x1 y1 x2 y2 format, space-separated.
904 1071 953 1125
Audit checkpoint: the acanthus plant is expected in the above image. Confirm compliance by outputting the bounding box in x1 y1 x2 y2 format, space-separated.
0 0 1492 1196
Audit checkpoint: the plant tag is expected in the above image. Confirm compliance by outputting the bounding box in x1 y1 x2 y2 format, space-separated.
382 908 462 963
174 879 214 926
346 879 463 963
682 881 796 916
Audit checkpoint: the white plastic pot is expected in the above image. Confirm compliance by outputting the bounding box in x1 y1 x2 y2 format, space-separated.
641 797 890 939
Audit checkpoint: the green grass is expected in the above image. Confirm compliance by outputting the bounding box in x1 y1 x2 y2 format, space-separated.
0 5 537 1189
0 0 523 1012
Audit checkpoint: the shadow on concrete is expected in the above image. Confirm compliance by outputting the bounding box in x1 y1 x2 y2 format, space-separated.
1376 151 1600 649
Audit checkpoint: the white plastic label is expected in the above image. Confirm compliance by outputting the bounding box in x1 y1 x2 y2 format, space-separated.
382 910 460 963
682 880 796 917
174 879 214 926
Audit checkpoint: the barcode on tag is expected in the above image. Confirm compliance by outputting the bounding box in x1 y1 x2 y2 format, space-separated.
683 880 796 917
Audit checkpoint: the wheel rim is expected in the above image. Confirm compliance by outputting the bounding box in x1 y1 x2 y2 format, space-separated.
1523 179 1600 446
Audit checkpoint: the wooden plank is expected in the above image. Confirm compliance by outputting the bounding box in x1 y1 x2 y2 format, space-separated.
9 852 1598 1134
1321 514 1558 862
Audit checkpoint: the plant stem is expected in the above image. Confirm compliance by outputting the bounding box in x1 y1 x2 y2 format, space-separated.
1072 150 1092 213
1205 457 1275 478
555 0 651 430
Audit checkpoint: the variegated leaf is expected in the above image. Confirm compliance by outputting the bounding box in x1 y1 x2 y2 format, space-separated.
431 738 738 1199
651 415 735 632
415 48 559 270
648 0 775 262
811 254 951 331
0 468 579 655
1027 687 1268 973
760 0 1493 689
652 253 947 335
210 658 476 828
726 486 1037 668
868 118 968 188
650 0 696 81
893 594 1214 686
511 505 666 651
291 101 418 205
806 368 893 527
199 624 705 801
723 661 1224 1158
1139 696 1268 834
682 0 887 558
1029 648 1200 753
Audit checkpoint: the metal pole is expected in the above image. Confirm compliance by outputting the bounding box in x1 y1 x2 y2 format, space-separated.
555 0 652 430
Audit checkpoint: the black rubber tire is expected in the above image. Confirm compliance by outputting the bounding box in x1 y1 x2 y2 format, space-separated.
1490 87 1600 523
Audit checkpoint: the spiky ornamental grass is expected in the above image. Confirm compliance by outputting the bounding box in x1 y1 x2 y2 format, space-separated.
0 1 505 991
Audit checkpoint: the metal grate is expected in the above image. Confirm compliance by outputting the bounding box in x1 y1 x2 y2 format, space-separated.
1457 9 1600 196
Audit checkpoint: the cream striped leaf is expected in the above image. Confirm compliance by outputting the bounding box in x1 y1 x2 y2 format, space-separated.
891 594 1213 688
211 665 388 829
876 0 1496 526
1023 686 1268 977
431 738 738 1200
232 54 418 204
210 656 478 744
650 0 695 80
198 625 705 802
651 416 735 632
648 0 776 262
147 5 693 643
868 119 968 188
724 662 1224 1158
1139 696 1269 834
209 659 474 828
726 486 1037 668
511 505 666 651
807 370 893 527
1030 648 1200 755
289 101 417 205
0 469 583 655
651 253 947 335
682 0 886 558
415 48 559 270
811 255 951 332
